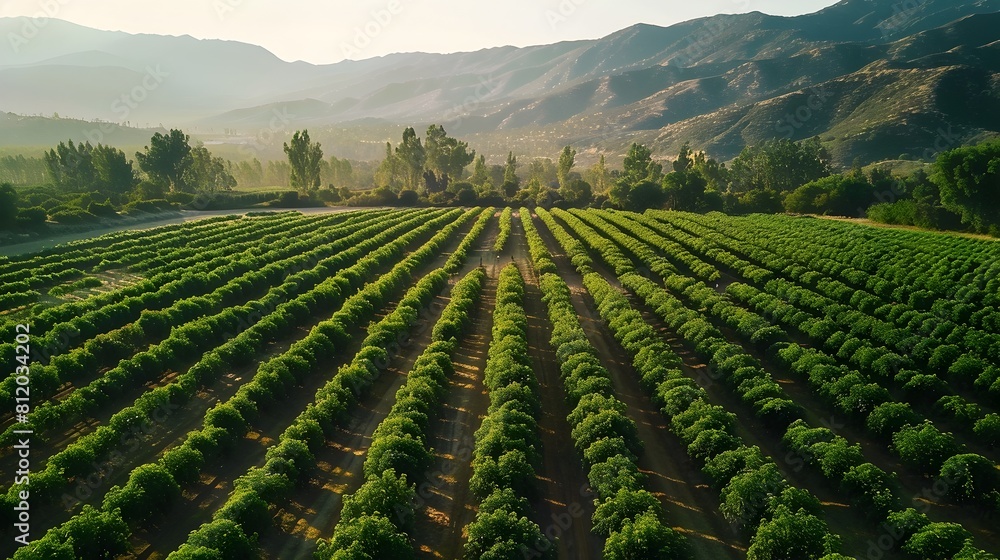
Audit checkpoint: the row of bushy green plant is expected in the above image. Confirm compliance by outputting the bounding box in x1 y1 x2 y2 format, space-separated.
522 209 688 558
567 208 998 558
315 267 487 559
493 207 512 253
538 207 847 560
10 209 472 558
461 264 552 559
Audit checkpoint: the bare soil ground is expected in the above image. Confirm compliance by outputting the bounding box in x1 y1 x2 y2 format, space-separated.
409 216 498 560
124 216 478 560
509 214 603 560
532 212 747 560
546 212 885 558
638 216 1000 553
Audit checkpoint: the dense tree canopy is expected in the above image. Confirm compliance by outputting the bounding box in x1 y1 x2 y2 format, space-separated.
136 129 193 191
729 138 831 194
932 139 1000 234
283 129 324 193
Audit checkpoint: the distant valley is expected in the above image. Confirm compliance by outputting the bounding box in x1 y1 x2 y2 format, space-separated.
2 0 999 165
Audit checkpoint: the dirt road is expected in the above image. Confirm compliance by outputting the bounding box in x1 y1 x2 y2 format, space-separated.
510 214 602 560
410 216 499 560
256 213 496 560
532 212 747 560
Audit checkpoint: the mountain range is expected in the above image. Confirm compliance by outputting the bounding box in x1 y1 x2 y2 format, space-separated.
1 0 999 166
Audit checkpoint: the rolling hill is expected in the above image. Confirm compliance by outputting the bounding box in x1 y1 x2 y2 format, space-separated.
1 0 998 165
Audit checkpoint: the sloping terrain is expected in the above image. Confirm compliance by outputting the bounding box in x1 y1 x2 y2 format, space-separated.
1 0 999 164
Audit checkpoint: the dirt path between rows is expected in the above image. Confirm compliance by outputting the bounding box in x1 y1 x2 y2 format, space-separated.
257 291 450 560
410 215 498 560
120 216 477 560
532 212 747 560
636 213 1000 552
510 214 602 560
541 213 883 559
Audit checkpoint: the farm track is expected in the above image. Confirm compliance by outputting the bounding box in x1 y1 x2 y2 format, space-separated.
546 211 886 558
0 212 421 493
258 216 500 560
617 215 1000 549
509 215 601 560
533 212 747 560
644 240 1000 554
11 208 1000 559
409 215 498 560
125 215 479 559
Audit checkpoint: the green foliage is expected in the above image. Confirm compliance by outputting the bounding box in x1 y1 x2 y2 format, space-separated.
560 178 593 206
185 146 236 193
557 145 576 190
341 470 416 529
183 519 256 560
284 130 324 193
494 207 512 252
932 139 1000 234
49 206 99 224
214 490 271 537
395 127 426 192
44 140 96 191
938 454 999 504
747 507 837 560
592 488 661 536
867 402 919 439
603 511 688 560
364 434 430 482
840 463 899 521
866 199 962 230
892 422 960 474
719 462 787 530
136 129 193 191
462 509 551 560
783 173 876 217
15 205 48 229
18 506 130 560
103 463 181 524
621 143 663 187
425 124 476 188
92 144 138 195
901 522 973 560
729 137 832 194
0 183 18 226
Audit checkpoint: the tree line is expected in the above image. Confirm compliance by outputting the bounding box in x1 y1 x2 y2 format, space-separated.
3 126 998 237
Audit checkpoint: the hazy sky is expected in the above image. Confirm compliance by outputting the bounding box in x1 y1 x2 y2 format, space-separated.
0 0 840 64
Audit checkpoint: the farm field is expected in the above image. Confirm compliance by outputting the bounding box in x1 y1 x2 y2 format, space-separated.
2 207 999 560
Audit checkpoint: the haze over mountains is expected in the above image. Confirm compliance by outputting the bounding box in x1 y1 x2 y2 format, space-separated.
1 0 999 165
